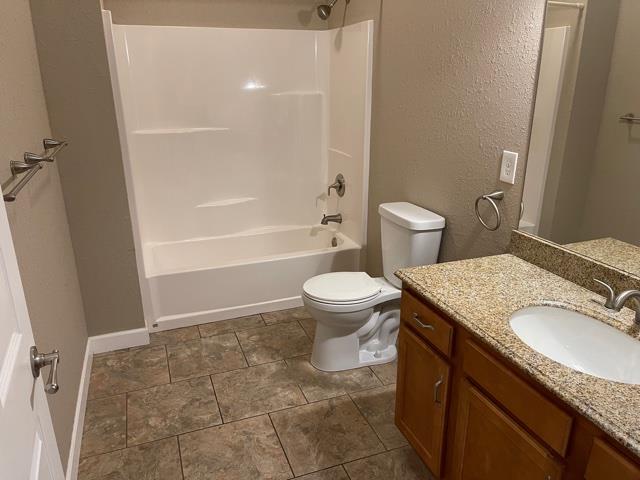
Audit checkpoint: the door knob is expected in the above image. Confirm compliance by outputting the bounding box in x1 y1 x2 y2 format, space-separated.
30 346 60 394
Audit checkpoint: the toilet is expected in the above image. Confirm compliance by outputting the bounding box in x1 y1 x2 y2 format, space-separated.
303 202 445 372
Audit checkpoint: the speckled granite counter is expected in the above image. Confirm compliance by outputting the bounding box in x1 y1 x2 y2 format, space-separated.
566 237 640 278
396 254 640 457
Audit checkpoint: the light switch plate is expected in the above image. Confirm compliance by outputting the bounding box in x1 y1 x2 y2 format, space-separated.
500 150 518 184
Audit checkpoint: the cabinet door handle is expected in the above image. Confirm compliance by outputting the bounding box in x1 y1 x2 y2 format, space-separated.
412 312 434 330
433 376 444 403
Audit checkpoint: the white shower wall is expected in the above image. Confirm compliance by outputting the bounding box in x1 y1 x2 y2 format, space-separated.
104 14 373 328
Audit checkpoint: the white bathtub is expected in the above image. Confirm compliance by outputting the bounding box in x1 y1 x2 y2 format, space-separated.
144 227 361 329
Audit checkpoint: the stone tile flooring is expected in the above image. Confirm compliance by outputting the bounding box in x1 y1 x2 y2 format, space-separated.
78 307 432 479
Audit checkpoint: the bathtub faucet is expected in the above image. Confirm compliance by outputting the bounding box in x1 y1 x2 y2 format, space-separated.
321 213 342 225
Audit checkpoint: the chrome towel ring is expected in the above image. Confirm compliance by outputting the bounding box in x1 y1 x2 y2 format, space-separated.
475 190 504 231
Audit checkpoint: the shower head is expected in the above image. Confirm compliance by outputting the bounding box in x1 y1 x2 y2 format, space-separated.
317 0 339 20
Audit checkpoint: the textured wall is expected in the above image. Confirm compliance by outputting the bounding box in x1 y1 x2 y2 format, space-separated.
0 0 87 469
332 0 546 272
103 0 327 29
29 0 144 335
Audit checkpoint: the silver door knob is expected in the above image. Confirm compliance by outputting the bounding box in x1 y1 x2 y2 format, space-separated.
30 346 60 394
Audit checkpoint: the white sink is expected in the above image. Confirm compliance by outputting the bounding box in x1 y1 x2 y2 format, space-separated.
510 306 640 385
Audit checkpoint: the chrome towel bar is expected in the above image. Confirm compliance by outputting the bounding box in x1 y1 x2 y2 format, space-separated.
2 138 68 202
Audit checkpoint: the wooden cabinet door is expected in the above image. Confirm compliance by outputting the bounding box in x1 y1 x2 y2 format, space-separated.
452 381 563 480
396 324 450 476
585 438 640 480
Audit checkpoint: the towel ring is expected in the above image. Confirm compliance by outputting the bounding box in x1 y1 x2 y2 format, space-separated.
475 191 504 231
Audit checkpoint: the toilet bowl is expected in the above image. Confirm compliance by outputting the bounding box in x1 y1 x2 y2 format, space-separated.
303 273 401 371
303 202 445 372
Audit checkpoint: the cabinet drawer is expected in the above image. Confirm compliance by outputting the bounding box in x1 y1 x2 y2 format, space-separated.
401 290 453 357
585 438 640 480
463 340 573 457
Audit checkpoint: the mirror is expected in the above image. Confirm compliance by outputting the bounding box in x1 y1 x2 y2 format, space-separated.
520 0 640 277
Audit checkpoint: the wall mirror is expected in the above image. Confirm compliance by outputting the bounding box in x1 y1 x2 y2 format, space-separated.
520 0 640 277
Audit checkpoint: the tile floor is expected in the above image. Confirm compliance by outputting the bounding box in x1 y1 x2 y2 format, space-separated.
78 307 433 479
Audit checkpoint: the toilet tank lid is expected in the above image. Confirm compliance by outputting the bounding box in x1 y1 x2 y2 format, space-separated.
378 202 445 231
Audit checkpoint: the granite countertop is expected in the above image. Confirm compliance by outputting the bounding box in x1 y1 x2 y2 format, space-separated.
396 254 640 456
565 237 640 278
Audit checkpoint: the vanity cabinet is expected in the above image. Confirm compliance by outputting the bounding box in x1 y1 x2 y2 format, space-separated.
396 325 450 476
396 288 640 480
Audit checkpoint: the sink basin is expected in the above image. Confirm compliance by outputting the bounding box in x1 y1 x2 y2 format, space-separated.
510 306 640 384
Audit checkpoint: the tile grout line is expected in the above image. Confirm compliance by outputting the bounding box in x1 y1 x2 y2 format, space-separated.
124 391 129 449
341 463 354 480
347 391 389 451
233 330 251 367
163 343 174 385
208 374 224 425
291 464 348 479
267 413 296 478
338 446 413 479
296 317 315 341
176 435 186 480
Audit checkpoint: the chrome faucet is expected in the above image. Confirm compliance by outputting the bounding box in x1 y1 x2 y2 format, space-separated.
321 213 342 225
594 279 640 322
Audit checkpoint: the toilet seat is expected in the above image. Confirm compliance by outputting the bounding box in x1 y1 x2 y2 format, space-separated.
303 272 381 305
303 274 401 315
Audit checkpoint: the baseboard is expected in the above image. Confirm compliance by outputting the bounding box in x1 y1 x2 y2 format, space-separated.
65 328 150 479
65 341 92 480
88 327 150 355
153 296 304 332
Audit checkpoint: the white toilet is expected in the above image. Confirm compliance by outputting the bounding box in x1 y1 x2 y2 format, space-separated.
303 202 445 372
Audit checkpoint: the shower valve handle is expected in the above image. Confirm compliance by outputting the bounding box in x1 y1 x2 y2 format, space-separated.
328 173 346 197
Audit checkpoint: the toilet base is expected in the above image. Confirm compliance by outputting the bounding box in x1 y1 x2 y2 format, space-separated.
309 301 400 372
358 344 398 367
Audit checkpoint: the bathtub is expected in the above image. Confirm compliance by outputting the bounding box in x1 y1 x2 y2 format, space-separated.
144 226 361 330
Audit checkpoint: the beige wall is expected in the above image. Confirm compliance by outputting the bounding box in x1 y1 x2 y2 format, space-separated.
30 0 144 336
332 0 546 271
104 0 327 29
0 0 87 469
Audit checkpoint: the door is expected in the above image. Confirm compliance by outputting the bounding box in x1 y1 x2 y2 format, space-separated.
0 196 64 478
452 381 563 480
395 324 450 476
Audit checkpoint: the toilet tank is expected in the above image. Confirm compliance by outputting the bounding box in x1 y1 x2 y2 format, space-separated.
379 202 445 288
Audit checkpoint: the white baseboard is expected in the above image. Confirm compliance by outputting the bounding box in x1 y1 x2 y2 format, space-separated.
65 327 150 479
88 327 150 355
65 342 92 480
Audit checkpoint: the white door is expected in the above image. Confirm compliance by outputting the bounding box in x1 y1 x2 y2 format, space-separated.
0 194 64 478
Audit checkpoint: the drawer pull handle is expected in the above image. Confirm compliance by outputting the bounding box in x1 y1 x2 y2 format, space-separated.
412 312 435 330
434 376 444 403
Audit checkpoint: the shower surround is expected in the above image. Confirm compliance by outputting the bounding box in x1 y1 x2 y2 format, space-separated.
102 11 373 330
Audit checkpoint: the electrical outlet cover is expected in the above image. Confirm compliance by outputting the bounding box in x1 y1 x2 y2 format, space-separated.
500 150 518 184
